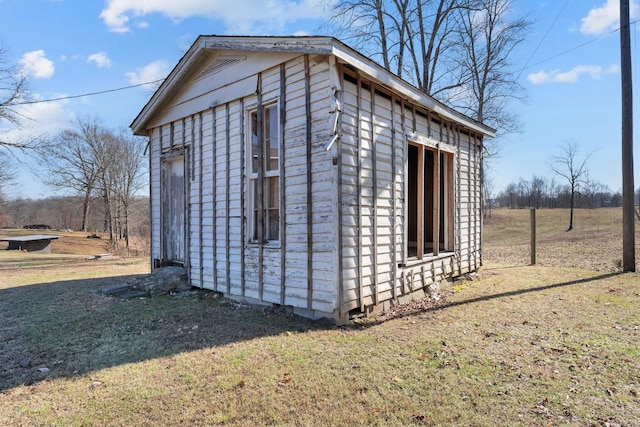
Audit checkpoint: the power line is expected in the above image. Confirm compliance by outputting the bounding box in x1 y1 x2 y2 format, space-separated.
12 17 640 106
13 79 165 106
518 18 640 74
516 0 571 81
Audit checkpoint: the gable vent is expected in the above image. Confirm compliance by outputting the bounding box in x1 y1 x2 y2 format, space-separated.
195 55 246 80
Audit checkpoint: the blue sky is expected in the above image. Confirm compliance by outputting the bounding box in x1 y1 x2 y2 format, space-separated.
0 0 638 198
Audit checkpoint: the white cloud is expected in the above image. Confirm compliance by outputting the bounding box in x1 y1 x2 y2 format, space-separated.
19 50 55 79
99 0 332 34
126 60 170 88
527 64 619 84
87 52 112 68
581 0 638 35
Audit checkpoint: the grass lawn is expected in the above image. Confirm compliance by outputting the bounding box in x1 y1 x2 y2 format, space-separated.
1 210 639 426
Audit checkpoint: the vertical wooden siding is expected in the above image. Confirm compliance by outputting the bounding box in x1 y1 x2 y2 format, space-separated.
149 53 338 315
339 68 482 314
147 52 483 319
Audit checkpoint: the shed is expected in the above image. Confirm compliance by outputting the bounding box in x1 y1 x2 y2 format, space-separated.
131 35 495 323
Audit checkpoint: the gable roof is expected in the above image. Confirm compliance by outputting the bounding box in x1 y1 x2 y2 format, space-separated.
130 35 496 138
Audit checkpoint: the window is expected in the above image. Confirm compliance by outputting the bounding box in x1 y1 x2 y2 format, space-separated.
407 143 454 259
248 103 280 243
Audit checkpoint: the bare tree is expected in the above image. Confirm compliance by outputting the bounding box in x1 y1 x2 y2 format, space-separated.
0 152 15 226
40 118 106 231
95 131 119 242
483 170 495 217
0 151 15 192
0 42 38 151
85 126 148 248
529 175 547 209
0 44 27 136
501 182 517 208
328 0 466 94
327 0 529 151
449 0 529 157
111 129 148 250
516 177 530 208
550 141 593 231
42 117 148 243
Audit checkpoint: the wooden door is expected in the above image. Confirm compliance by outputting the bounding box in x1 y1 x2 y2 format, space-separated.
163 156 185 264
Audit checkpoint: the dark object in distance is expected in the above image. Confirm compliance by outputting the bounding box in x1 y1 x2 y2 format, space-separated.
23 224 51 230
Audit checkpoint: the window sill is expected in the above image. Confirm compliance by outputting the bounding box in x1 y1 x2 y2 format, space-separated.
401 251 455 268
247 241 282 250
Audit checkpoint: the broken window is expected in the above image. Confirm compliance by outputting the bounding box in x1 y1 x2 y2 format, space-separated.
407 143 454 259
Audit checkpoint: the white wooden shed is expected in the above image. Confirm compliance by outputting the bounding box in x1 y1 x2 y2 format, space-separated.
131 35 495 323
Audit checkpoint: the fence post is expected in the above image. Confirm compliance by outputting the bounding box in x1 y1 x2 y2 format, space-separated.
530 208 536 265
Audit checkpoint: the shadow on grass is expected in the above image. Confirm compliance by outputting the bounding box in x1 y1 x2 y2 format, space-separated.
2 267 628 391
0 274 323 392
363 270 626 327
444 271 624 310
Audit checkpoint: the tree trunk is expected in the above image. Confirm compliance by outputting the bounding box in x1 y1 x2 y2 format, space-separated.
124 202 130 252
81 188 92 232
567 186 575 231
375 0 390 70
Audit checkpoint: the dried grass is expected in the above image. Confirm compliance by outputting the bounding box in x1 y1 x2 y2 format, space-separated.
484 207 638 271
1 209 639 426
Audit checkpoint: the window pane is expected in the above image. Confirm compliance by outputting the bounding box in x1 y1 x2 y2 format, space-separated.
267 176 279 208
266 176 279 240
251 179 258 241
250 111 259 173
267 209 280 241
267 209 279 241
265 105 279 171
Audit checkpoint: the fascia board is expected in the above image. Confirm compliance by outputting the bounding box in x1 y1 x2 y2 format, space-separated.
202 36 335 55
329 42 496 138
130 37 210 135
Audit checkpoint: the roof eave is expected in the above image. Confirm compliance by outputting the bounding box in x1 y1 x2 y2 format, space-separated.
329 41 496 138
130 36 210 136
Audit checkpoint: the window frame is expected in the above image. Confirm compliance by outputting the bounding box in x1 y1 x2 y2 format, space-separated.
406 142 455 261
247 100 281 245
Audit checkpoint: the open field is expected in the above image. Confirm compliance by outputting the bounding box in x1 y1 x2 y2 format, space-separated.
0 228 150 258
484 207 639 272
1 209 639 426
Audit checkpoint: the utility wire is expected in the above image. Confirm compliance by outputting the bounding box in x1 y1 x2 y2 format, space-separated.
11 15 640 106
519 18 640 74
13 79 165 106
515 0 571 81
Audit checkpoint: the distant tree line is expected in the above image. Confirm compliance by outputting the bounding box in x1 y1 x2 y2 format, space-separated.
489 175 636 211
